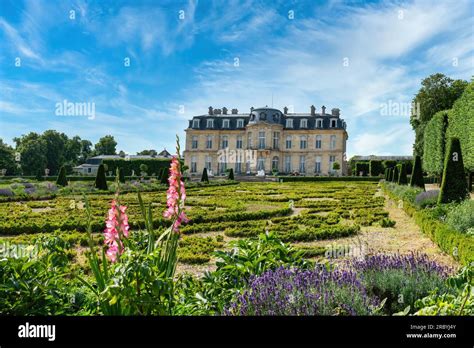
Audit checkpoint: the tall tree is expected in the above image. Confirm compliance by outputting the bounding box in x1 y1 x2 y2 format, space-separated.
94 135 117 155
14 133 47 176
42 130 67 175
0 139 18 175
80 140 93 163
411 74 467 156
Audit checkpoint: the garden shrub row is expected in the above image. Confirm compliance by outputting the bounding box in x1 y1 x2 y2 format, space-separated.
381 183 474 265
278 176 381 182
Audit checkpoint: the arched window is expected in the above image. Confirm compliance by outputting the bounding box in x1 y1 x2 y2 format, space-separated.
272 156 279 171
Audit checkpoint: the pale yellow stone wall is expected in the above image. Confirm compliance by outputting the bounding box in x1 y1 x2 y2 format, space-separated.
184 122 348 176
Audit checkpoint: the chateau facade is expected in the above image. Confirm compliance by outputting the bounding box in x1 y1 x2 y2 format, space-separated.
184 106 348 176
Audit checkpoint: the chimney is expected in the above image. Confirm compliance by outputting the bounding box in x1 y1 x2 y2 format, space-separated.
283 106 288 114
321 105 326 115
222 107 228 115
213 108 221 115
310 105 316 115
331 108 340 117
208 106 213 115
231 108 238 114
250 106 254 112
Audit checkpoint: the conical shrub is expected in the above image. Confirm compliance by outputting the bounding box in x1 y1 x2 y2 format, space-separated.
392 165 399 183
438 137 468 203
410 155 425 190
56 166 68 187
228 168 234 180
95 164 108 190
201 168 209 183
398 163 408 185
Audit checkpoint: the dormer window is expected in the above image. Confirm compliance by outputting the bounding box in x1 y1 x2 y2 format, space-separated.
207 119 214 128
273 113 280 122
237 119 244 128
300 119 308 128
259 112 267 120
222 119 230 128
316 119 323 128
193 119 200 128
286 119 293 128
330 119 337 128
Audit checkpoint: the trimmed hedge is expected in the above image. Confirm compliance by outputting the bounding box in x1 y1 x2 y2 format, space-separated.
201 168 209 183
102 158 171 177
392 165 399 183
56 166 68 187
447 81 474 171
355 162 370 176
369 160 384 176
94 164 108 190
278 176 381 182
398 163 408 185
382 183 474 265
423 110 448 175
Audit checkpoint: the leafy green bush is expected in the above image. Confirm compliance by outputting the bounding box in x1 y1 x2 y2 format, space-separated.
414 264 473 316
438 137 469 203
380 217 396 228
445 200 474 234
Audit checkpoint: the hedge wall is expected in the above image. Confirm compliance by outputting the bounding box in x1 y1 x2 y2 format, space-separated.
447 80 474 172
278 176 381 182
102 158 171 176
423 110 448 175
355 162 370 176
369 160 384 176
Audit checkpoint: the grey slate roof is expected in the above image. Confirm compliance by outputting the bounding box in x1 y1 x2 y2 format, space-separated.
188 107 347 130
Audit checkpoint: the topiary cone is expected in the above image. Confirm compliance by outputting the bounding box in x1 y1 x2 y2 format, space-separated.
438 137 468 203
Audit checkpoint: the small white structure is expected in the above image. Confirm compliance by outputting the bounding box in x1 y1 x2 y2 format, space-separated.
207 169 214 177
256 170 266 177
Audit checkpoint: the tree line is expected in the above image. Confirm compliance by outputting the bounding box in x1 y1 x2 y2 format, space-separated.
0 131 160 177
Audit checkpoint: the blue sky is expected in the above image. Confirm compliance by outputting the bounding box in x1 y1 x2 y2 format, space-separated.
0 0 472 157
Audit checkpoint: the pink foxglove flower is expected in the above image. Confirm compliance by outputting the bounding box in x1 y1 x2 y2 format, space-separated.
163 156 188 232
104 200 130 262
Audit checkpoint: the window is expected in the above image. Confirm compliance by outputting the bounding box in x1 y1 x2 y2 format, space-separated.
193 119 200 128
218 161 227 174
88 167 92 173
221 135 229 149
258 131 266 149
272 156 279 171
299 156 306 173
286 119 293 128
247 132 253 148
222 119 230 128
235 162 242 174
236 135 243 149
192 136 198 149
285 155 291 172
315 135 322 149
315 156 322 173
330 119 337 128
300 135 307 149
273 132 280 149
329 155 336 162
316 119 323 128
237 119 244 128
205 156 212 171
300 119 308 128
206 135 213 149
206 119 214 128
286 135 292 149
330 135 336 149
246 160 251 173
257 157 265 171
191 156 197 173
259 112 267 120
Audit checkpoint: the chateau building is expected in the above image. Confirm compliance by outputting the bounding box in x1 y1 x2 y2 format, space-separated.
184 106 348 176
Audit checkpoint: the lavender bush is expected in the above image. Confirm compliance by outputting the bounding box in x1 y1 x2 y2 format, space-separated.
414 190 439 208
351 253 453 314
225 266 380 316
0 188 13 197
